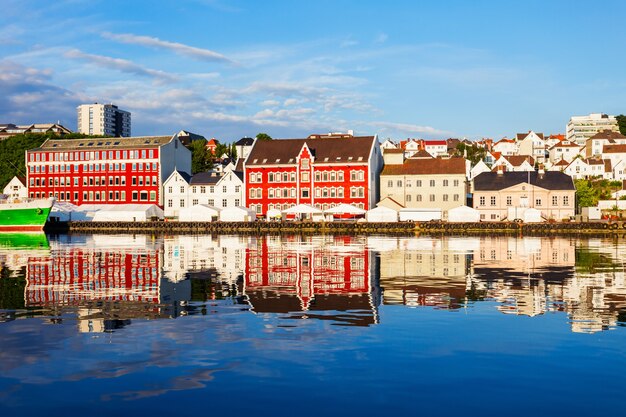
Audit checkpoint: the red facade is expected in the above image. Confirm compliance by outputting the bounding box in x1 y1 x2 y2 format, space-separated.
244 136 379 216
25 248 160 306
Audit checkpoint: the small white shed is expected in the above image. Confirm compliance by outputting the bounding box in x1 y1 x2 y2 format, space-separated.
448 205 480 223
179 204 220 222
366 205 398 222
92 204 164 222
220 206 256 222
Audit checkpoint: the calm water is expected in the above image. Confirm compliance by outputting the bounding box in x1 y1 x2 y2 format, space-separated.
1 233 626 416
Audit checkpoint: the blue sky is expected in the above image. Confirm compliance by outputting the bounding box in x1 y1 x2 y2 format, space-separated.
1 0 625 141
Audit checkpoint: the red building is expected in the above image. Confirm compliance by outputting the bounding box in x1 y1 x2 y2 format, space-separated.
25 134 190 206
243 134 382 216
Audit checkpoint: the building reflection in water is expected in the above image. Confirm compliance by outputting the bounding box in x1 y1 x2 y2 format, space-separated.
2 233 626 333
243 235 381 326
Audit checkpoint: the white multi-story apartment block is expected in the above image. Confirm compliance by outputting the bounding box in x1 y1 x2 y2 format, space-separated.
566 113 620 146
77 103 131 137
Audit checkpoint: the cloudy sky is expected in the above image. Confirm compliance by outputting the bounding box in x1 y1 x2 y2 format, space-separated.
2 0 625 141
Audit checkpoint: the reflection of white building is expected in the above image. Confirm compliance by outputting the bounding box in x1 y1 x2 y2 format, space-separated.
162 235 247 283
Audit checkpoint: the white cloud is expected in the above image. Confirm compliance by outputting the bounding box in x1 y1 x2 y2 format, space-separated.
102 32 234 64
64 49 176 83
370 121 452 137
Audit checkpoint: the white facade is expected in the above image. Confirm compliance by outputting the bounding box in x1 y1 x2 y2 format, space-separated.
77 103 131 137
2 176 28 200
492 139 518 156
564 158 608 180
517 131 546 163
164 169 244 219
567 113 620 145
548 141 582 163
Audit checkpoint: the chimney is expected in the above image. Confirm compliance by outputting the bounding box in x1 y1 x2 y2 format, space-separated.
497 165 504 175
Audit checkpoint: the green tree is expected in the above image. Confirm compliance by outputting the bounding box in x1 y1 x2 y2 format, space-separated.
575 179 599 207
256 133 272 142
190 140 211 174
616 114 626 136
230 143 238 160
455 142 486 166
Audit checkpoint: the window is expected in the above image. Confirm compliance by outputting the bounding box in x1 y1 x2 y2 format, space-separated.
490 196 496 206
208 199 214 206
416 194 422 202
407 194 412 202
443 179 449 186
302 188 309 198
180 186 185 193
301 171 309 182
535 198 542 206
479 196 486 206
235 199 240 206
132 191 138 201
222 199 227 208
168 200 173 208
563 196 569 206
388 180 393 187
506 196 512 206
443 194 449 202
453 179 459 186
430 180 435 187
180 199 185 207
552 196 558 206
416 180 422 187
140 192 148 201
301 158 309 169
397 180 402 187
453 194 459 202
192 199 198 205
150 191 156 201
223 185 227 193
429 194 435 202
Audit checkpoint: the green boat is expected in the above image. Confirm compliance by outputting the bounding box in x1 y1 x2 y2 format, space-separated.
0 198 54 233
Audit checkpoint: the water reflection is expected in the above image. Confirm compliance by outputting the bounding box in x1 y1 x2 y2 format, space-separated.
1 234 626 333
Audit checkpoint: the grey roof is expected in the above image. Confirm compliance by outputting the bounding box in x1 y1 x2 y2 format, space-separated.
33 135 174 151
235 137 255 146
473 171 575 191
190 171 224 185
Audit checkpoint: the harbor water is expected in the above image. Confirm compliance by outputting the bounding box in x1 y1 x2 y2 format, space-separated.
1 233 625 416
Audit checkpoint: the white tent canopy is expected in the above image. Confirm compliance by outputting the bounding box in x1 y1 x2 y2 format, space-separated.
282 204 322 214
92 204 164 222
266 208 282 220
324 203 366 215
179 205 220 222
523 208 544 223
366 205 398 222
448 205 480 223
219 206 256 222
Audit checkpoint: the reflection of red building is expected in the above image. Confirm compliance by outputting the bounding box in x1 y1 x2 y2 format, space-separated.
244 236 379 326
26 249 160 306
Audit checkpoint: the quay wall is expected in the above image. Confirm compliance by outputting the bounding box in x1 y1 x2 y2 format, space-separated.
45 220 626 236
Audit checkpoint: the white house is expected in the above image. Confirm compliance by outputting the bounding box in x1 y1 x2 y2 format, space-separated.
516 131 546 164
379 139 398 150
601 144 626 180
492 155 534 172
492 138 518 156
564 158 610 180
470 160 491 180
2 176 28 200
403 139 420 157
423 140 448 157
164 168 244 218
548 141 581 164
586 130 626 158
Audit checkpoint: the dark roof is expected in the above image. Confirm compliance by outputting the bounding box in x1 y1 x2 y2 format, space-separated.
412 149 434 159
473 171 575 191
516 131 545 141
381 157 465 176
235 137 255 146
603 144 626 154
245 136 376 166
503 155 534 166
588 130 626 141
173 171 192 183
190 171 223 185
234 158 244 172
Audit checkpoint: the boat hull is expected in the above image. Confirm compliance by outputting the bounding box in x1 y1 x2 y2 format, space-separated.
0 199 54 233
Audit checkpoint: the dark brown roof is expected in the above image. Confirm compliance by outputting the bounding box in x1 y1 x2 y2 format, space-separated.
245 136 376 166
411 150 434 159
504 155 534 166
381 157 465 176
34 135 173 151
588 130 626 141
602 144 626 154
516 131 544 141
474 171 575 191
383 148 404 154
